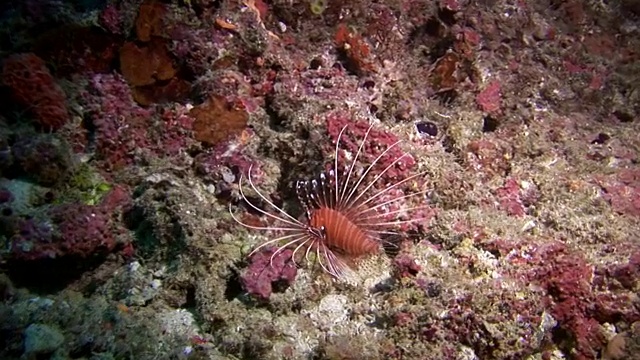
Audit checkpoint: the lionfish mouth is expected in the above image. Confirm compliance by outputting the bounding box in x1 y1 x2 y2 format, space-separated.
230 123 430 279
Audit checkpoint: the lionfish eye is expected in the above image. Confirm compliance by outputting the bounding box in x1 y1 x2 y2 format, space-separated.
319 225 327 238
307 224 325 239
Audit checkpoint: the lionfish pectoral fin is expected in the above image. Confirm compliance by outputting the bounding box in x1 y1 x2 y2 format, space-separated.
315 244 355 280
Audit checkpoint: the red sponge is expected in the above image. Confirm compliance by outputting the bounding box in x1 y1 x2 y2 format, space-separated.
2 53 69 131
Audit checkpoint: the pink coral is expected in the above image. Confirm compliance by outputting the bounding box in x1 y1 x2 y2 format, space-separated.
476 80 501 114
81 73 153 169
493 178 538 217
476 234 640 359
240 247 297 300
530 247 606 359
11 208 106 261
595 168 640 217
80 74 196 169
156 105 195 156
325 113 416 183
8 187 130 262
393 253 421 278
492 239 640 359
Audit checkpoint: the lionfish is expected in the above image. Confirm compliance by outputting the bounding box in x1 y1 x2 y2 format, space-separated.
230 124 429 279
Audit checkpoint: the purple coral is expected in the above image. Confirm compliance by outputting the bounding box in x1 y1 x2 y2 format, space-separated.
156 105 195 157
240 247 297 300
6 187 130 262
494 178 525 217
9 204 113 261
80 74 196 169
393 253 422 278
81 73 153 170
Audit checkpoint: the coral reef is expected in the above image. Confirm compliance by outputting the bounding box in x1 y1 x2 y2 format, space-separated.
240 247 298 300
80 73 154 170
6 186 130 263
0 0 638 359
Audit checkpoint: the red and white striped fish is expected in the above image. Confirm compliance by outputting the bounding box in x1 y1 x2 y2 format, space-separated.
230 124 429 280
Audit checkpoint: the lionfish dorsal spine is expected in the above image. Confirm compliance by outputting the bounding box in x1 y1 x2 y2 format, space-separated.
296 179 313 220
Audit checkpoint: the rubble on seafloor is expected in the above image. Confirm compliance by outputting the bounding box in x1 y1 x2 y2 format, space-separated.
0 0 639 359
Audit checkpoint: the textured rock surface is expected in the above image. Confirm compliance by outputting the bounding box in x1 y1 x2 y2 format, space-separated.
0 0 638 359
